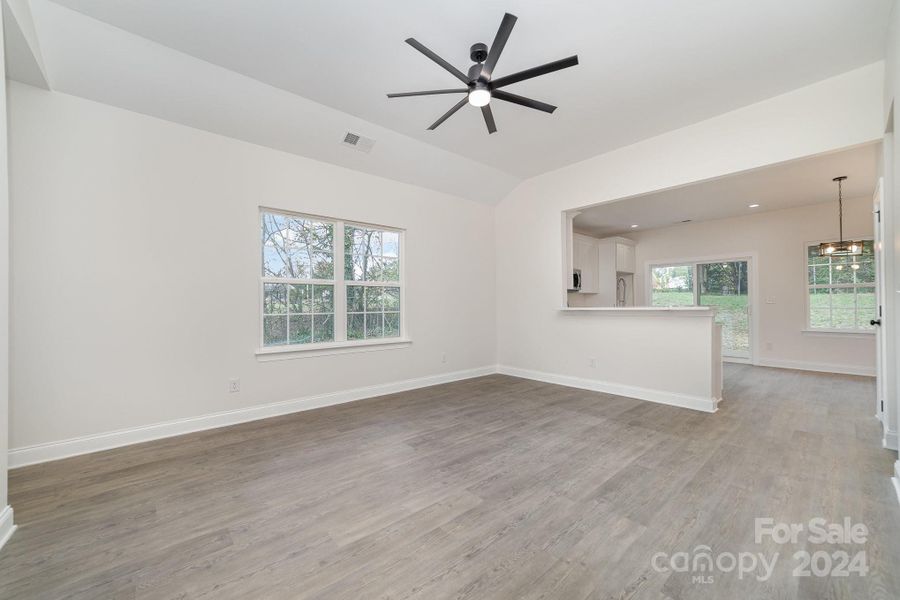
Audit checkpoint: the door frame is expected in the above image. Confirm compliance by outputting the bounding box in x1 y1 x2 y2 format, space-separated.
644 252 759 364
874 177 887 422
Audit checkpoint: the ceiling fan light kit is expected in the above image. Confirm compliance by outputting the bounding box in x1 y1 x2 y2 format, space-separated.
387 12 579 134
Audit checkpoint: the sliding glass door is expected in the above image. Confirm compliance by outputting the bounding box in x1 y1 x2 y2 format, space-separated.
698 260 750 359
649 259 751 360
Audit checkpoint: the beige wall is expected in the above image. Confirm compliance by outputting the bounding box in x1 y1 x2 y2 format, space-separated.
630 197 875 374
7 81 497 451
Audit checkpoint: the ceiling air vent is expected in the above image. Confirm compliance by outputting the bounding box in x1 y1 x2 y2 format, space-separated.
341 131 375 153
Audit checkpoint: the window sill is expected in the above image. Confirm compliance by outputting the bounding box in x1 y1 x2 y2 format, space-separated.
256 338 412 361
801 328 875 337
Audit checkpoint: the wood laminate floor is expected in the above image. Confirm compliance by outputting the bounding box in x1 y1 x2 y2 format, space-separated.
2 365 899 599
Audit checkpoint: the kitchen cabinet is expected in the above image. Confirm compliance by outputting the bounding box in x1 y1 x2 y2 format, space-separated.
572 234 600 293
616 242 635 274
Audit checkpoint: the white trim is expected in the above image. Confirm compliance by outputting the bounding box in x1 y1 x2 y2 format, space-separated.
0 506 15 553
559 306 714 316
755 357 876 377
883 429 899 451
496 365 720 413
723 356 752 365
256 337 411 360
8 366 495 468
893 461 900 507
801 328 875 336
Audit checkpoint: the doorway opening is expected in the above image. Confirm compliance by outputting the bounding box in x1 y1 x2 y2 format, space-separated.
649 258 753 361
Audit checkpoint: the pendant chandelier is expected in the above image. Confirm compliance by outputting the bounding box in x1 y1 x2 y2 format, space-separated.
818 176 863 257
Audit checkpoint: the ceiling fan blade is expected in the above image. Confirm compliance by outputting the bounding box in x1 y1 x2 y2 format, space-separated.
428 97 469 130
480 13 517 81
490 55 579 89
481 104 497 134
405 38 470 84
492 90 556 113
387 89 468 98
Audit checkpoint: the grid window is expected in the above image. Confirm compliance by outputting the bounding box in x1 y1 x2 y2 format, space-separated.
806 241 876 331
347 285 401 340
344 224 401 341
260 210 403 349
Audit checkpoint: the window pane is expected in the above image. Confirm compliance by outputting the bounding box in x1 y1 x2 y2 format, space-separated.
812 265 830 285
313 314 334 342
365 313 383 338
809 288 831 329
384 287 400 310
311 252 334 279
288 314 312 344
809 307 831 329
261 212 334 279
264 283 288 314
312 285 334 313
365 287 383 311
384 312 401 337
831 287 855 329
365 256 383 281
289 284 311 314
263 315 288 345
831 261 854 284
383 231 399 257
263 246 288 278
347 285 365 312
854 261 875 284
344 225 401 283
808 245 828 265
651 265 694 306
348 313 365 340
857 288 877 330
346 252 364 281
831 309 856 329
382 258 400 282
857 287 876 309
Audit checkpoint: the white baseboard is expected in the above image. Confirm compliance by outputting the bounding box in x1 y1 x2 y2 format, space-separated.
893 461 900 507
496 365 719 413
884 429 899 452
0 506 15 553
755 358 876 377
8 366 496 468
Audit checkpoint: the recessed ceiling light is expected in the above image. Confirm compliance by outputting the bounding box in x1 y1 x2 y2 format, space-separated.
748 204 760 208
630 224 639 228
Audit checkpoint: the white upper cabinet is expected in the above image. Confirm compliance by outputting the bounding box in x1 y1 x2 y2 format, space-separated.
572 234 600 293
616 242 635 274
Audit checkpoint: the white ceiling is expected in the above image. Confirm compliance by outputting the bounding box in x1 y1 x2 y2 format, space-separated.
573 143 880 237
45 0 891 179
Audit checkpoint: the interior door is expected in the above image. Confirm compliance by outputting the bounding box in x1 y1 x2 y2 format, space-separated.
698 260 751 360
874 178 886 420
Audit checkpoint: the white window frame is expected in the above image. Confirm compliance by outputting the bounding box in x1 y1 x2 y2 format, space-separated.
257 208 408 358
804 238 875 335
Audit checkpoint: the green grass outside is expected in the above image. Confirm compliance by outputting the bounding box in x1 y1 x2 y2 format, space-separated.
651 289 875 351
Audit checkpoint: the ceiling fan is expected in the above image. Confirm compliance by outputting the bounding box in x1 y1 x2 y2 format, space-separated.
387 12 578 134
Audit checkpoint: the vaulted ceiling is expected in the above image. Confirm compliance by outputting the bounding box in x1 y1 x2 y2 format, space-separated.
6 0 895 202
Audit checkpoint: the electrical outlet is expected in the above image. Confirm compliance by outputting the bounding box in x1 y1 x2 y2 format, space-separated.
589 357 597 368
765 342 773 351
441 352 447 364
228 378 240 393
